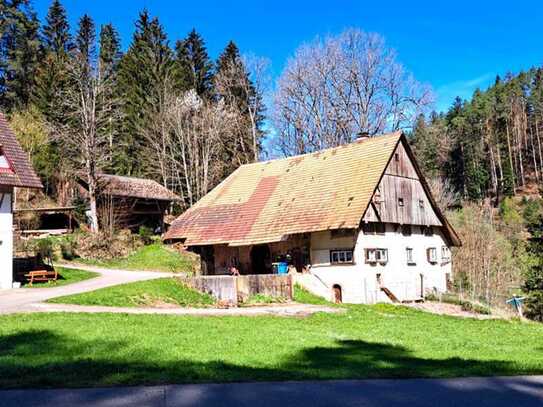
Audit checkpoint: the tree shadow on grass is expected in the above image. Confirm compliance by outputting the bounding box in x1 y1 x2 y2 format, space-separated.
0 330 542 406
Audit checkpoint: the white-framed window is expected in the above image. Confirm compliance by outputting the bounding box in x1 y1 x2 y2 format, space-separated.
406 247 415 265
365 248 388 264
330 249 354 264
441 246 451 263
427 247 438 264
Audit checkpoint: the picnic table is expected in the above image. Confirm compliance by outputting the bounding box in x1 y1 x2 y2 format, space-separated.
24 269 58 286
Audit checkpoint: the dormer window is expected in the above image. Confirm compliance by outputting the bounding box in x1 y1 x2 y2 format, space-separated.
0 149 12 173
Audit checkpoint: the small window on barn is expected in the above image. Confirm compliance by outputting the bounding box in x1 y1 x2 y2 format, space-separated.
365 248 388 264
398 197 404 207
419 199 424 209
441 246 451 263
401 225 411 236
427 247 438 264
406 248 415 265
394 153 400 162
330 249 354 264
362 222 385 235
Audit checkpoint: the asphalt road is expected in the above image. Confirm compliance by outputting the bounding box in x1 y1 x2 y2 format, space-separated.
2 376 543 407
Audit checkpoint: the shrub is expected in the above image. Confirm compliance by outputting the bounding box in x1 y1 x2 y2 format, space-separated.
60 236 77 260
34 237 55 265
75 229 143 260
138 226 154 245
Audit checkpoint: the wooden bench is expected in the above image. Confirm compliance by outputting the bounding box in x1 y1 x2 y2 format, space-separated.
24 269 58 286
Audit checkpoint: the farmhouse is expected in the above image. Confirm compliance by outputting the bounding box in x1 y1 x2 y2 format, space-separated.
165 132 460 304
0 113 42 289
78 174 181 232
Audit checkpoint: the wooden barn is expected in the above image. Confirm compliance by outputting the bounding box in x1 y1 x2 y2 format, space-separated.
78 174 181 232
165 132 461 304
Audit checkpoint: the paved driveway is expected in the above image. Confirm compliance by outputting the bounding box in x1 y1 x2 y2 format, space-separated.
1 376 542 407
0 265 337 316
0 264 175 314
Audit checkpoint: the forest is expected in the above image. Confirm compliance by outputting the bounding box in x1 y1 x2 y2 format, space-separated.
1 0 542 319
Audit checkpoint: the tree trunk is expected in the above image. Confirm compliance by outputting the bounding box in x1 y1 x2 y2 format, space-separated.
87 168 99 233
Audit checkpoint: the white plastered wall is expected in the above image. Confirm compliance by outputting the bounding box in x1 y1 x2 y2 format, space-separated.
0 190 13 289
309 225 451 304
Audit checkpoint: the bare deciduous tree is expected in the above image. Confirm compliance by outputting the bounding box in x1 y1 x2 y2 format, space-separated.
56 57 119 232
273 28 433 156
167 90 235 207
427 177 460 212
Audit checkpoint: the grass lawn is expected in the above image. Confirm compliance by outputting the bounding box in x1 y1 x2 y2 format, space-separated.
24 267 99 288
48 278 214 307
73 243 193 273
1 292 543 388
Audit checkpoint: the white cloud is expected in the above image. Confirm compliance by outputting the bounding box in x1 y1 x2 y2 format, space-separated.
436 72 495 112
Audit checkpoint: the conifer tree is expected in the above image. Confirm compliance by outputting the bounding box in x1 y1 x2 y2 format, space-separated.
99 23 122 78
33 0 72 122
0 0 41 110
98 23 122 172
215 40 266 170
117 10 174 175
175 29 213 97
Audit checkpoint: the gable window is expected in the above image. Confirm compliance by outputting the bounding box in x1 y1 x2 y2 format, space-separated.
401 224 411 236
365 248 388 264
422 226 433 236
331 229 355 239
418 199 424 209
406 248 415 265
0 148 12 173
398 197 404 207
394 153 400 162
427 247 438 264
362 222 385 235
330 249 354 264
441 246 451 263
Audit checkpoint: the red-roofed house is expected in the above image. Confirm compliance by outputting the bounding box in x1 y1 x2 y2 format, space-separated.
165 132 460 304
0 113 42 288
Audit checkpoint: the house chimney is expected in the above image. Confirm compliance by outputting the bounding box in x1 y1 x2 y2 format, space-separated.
356 131 370 141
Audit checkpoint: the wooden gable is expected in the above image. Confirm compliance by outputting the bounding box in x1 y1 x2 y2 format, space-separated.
363 141 442 226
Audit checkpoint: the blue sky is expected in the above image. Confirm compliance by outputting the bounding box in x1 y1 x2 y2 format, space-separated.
33 0 543 112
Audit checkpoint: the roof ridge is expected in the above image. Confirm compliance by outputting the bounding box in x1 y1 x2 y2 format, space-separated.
240 131 403 168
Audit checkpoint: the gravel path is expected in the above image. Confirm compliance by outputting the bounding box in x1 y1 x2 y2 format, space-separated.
0 264 176 314
0 264 338 317
26 301 340 316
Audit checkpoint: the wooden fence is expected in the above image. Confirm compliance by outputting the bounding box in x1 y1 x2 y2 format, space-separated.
180 274 293 306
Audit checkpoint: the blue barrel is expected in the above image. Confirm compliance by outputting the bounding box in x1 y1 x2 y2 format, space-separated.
277 262 288 274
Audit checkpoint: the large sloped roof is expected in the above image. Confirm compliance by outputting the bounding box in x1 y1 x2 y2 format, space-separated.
93 174 181 201
0 112 42 189
165 132 408 246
